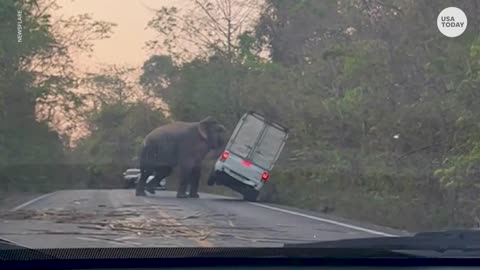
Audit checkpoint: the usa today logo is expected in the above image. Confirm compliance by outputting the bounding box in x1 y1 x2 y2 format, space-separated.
437 7 467 37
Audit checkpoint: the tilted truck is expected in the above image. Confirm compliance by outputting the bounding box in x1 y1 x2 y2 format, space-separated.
207 111 289 201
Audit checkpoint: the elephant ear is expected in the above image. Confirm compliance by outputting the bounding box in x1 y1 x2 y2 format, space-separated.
197 116 215 140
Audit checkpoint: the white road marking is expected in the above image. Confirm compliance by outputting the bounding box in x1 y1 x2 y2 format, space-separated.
1 192 59 249
249 202 397 237
11 192 57 211
8 191 396 238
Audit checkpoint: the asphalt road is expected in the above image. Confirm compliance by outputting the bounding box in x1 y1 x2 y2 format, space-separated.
0 190 407 248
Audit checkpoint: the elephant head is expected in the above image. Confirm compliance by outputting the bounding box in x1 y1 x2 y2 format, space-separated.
197 116 226 150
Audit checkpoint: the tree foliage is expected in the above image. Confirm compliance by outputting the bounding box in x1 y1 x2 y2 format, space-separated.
70 65 169 188
0 0 114 192
72 101 168 188
146 0 262 63
140 0 480 230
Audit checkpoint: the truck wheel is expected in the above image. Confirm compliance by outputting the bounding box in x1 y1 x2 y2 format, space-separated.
242 188 259 202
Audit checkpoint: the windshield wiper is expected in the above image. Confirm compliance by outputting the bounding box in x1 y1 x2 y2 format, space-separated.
284 229 480 257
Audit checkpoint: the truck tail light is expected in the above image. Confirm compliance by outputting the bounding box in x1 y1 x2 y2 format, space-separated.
220 151 229 161
261 172 269 181
242 160 252 167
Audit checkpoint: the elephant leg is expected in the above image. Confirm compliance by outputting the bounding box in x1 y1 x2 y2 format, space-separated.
146 166 172 194
177 165 191 198
136 167 154 196
137 143 156 196
188 166 201 198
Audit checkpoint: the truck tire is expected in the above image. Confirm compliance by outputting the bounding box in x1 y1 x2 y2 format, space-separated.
242 188 259 202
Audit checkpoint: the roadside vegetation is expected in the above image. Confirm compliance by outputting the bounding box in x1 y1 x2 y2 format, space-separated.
2 0 480 231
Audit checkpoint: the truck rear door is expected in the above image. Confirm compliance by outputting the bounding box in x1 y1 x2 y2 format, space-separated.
250 123 288 170
228 113 265 159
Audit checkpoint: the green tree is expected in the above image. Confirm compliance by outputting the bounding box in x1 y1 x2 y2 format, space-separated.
72 102 168 188
0 0 114 192
146 0 261 63
138 0 480 230
73 66 169 188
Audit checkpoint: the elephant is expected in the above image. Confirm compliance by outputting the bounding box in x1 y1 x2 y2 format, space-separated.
136 116 226 198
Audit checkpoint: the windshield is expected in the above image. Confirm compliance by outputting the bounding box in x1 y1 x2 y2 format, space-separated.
1 0 479 253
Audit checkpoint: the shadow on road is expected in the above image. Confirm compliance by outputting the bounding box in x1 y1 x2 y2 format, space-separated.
142 192 244 203
206 197 244 202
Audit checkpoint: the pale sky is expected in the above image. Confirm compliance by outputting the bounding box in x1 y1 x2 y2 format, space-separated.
45 0 190 144
48 0 262 144
55 0 187 70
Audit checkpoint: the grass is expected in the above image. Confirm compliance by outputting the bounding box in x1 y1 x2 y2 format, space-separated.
258 171 470 232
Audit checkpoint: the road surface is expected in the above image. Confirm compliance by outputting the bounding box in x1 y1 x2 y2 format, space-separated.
0 190 406 248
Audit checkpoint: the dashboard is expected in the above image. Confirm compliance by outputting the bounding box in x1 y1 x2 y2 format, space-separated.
80 268 480 270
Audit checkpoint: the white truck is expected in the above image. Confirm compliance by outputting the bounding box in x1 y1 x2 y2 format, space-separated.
207 111 289 201
123 168 166 190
